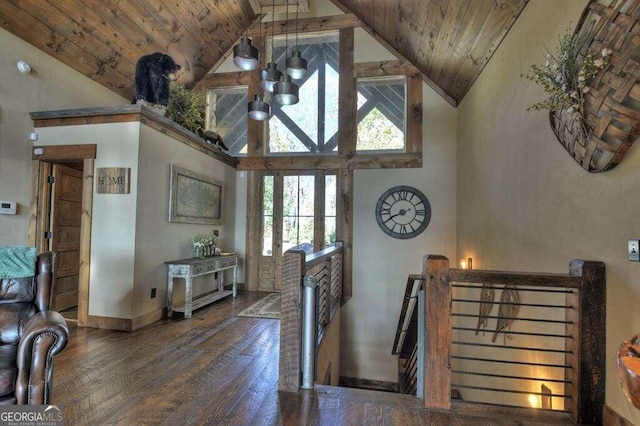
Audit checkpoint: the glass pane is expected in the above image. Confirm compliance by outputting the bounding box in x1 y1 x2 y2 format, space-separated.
268 32 339 155
282 217 298 254
262 175 274 257
325 217 337 247
299 176 315 216
325 175 336 216
356 77 406 152
324 64 339 144
298 217 315 252
281 71 319 143
269 115 309 153
357 90 367 108
283 176 299 217
263 175 274 215
263 216 273 256
207 86 248 156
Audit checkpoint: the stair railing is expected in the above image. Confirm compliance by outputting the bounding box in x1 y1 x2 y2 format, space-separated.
279 242 343 392
420 255 605 425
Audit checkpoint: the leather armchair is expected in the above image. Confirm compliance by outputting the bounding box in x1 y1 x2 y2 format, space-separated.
0 252 69 404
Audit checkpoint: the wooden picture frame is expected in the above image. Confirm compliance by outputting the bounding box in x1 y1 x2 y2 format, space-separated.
169 164 223 224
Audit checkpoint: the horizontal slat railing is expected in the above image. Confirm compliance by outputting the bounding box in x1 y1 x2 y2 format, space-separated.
279 243 343 392
421 255 605 425
392 275 424 396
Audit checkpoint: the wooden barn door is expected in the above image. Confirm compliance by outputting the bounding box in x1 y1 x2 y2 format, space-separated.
49 164 83 312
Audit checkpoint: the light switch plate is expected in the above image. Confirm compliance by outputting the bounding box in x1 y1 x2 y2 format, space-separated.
629 240 640 261
0 200 17 215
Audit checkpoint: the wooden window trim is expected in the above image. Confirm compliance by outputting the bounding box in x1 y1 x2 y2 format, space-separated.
354 60 423 155
223 29 425 296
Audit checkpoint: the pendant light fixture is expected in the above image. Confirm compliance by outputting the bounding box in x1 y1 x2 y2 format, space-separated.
260 0 282 92
248 7 270 120
273 1 299 105
286 3 307 79
248 93 271 121
233 30 259 71
273 73 299 105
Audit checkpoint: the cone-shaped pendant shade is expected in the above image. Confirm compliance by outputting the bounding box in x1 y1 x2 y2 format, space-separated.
273 74 299 105
286 50 307 80
248 94 271 121
260 62 282 92
233 36 259 71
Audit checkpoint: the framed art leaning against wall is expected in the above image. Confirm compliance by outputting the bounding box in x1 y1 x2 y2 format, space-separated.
168 164 223 224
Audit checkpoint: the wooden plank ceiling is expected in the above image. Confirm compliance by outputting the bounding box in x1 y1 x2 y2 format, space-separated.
0 0 527 106
331 0 529 104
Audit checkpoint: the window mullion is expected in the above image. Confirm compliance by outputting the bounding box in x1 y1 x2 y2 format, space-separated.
318 52 327 151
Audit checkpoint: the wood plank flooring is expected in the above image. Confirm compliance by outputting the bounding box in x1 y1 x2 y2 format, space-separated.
52 291 574 425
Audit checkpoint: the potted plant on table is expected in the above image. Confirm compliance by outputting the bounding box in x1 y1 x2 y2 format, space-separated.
192 230 221 259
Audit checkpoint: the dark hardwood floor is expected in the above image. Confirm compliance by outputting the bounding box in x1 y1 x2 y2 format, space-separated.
53 291 574 425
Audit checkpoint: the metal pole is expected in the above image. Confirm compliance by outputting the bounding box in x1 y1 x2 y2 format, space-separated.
301 275 318 389
417 289 424 398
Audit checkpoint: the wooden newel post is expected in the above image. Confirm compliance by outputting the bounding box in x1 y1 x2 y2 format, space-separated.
422 254 452 409
279 250 306 392
568 260 606 425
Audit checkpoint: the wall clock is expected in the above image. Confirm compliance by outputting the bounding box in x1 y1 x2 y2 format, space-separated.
375 185 431 239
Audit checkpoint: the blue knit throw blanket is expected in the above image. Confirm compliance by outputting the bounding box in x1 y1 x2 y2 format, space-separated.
0 246 37 279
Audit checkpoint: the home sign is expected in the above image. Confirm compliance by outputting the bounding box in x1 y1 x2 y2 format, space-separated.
96 167 131 194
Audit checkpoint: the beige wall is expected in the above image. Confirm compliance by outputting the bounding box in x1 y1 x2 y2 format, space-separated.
34 122 141 319
340 31 458 383
0 28 125 245
33 120 238 320
135 125 237 318
458 0 640 422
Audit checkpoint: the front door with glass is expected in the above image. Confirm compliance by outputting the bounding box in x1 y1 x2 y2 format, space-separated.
259 172 336 291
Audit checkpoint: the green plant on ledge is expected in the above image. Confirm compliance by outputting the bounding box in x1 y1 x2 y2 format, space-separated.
522 28 610 131
166 83 206 135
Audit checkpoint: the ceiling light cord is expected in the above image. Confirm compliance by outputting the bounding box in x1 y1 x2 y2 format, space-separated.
271 0 276 62
285 0 289 67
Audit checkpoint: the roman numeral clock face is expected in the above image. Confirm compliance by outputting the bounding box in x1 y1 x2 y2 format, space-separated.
375 186 431 239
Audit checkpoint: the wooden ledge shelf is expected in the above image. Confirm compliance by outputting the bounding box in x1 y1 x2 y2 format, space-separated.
29 105 238 168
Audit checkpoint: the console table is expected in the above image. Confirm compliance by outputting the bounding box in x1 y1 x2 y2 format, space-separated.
165 254 237 319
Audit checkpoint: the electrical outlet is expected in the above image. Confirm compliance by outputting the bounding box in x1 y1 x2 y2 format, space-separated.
150 288 157 298
629 240 640 261
213 229 219 237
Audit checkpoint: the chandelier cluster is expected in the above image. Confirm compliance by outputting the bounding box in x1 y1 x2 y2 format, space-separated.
232 0 308 121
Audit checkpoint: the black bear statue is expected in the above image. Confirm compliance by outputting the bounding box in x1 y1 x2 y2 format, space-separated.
202 130 229 151
131 52 181 113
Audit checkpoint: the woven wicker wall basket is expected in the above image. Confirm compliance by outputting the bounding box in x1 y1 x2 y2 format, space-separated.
550 0 640 172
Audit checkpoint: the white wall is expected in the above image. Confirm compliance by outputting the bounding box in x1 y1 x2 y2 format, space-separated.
135 124 237 317
458 0 640 422
0 28 125 245
34 123 141 319
340 31 458 383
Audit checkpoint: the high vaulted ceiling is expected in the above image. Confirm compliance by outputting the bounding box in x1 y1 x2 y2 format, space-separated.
0 0 529 106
